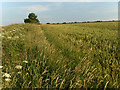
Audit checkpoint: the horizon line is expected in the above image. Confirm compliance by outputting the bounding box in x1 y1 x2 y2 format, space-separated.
0 19 118 27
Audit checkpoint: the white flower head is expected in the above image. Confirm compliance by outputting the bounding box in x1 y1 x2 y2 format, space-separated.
8 37 12 39
0 66 3 69
3 73 11 78
18 72 21 74
15 65 22 70
5 78 11 82
23 60 28 63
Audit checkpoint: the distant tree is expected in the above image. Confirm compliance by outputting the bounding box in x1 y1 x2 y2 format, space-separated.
24 19 30 23
24 13 40 24
96 21 101 22
63 22 66 24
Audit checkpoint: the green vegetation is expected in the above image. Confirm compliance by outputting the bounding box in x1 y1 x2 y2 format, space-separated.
2 22 120 88
24 13 40 24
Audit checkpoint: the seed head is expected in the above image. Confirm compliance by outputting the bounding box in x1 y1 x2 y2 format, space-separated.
23 60 28 63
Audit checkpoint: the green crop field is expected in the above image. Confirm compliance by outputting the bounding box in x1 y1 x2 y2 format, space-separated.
1 22 120 88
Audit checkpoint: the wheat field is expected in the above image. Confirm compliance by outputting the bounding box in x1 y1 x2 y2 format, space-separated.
1 22 120 89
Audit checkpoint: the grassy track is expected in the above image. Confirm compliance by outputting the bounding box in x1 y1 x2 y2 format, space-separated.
2 22 120 88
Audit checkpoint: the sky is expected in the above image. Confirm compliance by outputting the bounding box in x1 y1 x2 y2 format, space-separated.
1 2 118 26
1 0 120 2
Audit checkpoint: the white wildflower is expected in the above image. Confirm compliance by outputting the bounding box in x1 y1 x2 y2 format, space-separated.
18 72 21 74
23 60 28 63
8 37 12 39
3 73 11 78
5 78 11 82
0 66 3 69
15 65 22 70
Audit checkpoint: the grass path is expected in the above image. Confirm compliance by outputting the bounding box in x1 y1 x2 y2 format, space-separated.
2 23 119 88
2 24 76 88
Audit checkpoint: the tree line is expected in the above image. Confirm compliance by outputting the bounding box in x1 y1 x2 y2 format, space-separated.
24 13 117 24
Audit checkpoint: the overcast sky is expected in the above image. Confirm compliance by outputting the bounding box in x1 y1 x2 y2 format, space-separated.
1 2 118 26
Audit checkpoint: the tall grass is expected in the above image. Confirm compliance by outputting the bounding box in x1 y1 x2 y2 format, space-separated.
2 22 120 88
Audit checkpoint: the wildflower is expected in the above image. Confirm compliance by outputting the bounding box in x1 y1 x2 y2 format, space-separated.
0 66 3 69
8 37 12 39
5 78 11 82
18 72 21 74
23 60 28 63
3 73 11 78
15 65 22 70
2 35 4 38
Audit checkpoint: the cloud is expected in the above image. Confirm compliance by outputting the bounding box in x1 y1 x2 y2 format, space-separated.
24 5 50 13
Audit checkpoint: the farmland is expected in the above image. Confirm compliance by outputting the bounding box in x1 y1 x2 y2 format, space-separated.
1 22 120 88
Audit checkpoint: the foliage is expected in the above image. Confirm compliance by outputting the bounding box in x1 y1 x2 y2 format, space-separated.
24 13 40 24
